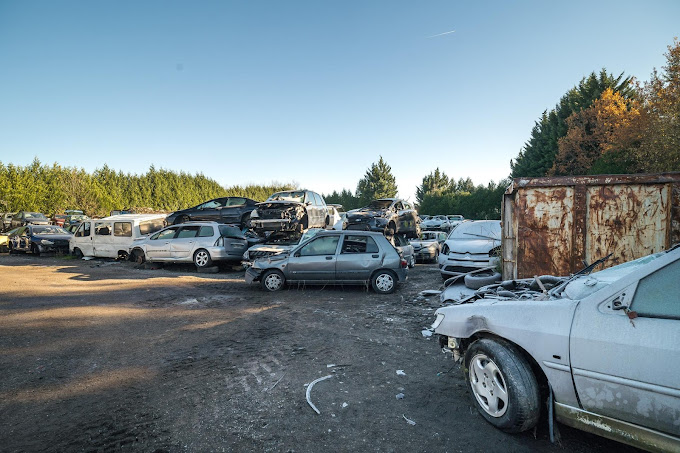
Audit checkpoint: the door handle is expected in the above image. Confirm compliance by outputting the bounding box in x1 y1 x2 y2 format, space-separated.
325 256 333 260
372 254 379 258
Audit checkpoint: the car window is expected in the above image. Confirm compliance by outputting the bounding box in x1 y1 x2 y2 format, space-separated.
177 226 200 238
218 225 242 238
394 202 403 210
268 191 305 203
342 235 379 254
629 259 680 320
154 227 178 240
139 219 165 235
299 236 339 256
198 226 215 237
76 222 91 237
95 223 111 236
226 197 245 207
200 200 222 209
114 222 132 237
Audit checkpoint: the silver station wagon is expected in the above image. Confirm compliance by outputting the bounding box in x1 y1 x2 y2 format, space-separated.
129 222 248 268
245 230 408 293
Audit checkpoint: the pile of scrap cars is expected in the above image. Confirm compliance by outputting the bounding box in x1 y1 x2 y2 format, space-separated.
2 171 679 451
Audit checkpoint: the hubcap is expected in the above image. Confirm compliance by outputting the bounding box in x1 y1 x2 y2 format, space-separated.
195 251 209 267
375 273 394 292
264 273 282 290
469 353 509 417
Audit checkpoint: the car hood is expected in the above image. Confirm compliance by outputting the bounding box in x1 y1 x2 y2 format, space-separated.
256 201 305 209
248 243 295 254
347 209 388 219
444 238 499 254
33 233 72 241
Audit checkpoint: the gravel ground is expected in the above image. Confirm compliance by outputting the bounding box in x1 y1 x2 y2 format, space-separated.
0 254 639 452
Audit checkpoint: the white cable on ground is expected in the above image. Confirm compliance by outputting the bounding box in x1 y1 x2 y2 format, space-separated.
306 375 333 415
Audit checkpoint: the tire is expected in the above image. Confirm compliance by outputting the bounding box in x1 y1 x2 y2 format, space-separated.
175 215 190 225
463 338 540 433
131 249 145 264
73 248 83 259
385 222 396 237
408 256 415 269
432 249 439 264
240 213 251 229
371 270 397 294
464 271 502 290
193 249 212 268
31 243 40 256
8 243 15 255
324 216 330 229
261 269 285 291
296 215 309 233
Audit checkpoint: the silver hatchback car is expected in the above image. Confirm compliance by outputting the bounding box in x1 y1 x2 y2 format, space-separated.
129 222 248 268
245 230 408 293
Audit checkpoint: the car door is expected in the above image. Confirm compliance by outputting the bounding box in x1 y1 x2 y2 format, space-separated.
171 225 201 260
93 222 115 257
286 235 340 282
73 221 94 255
145 227 178 260
335 234 383 281
194 200 223 222
569 255 680 436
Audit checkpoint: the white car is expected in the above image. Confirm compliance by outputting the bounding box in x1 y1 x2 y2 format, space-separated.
129 222 248 268
421 215 450 231
438 220 501 280
409 230 447 263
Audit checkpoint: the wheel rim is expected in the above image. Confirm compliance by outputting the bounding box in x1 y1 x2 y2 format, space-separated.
469 353 509 417
375 273 394 292
195 250 209 267
264 273 283 290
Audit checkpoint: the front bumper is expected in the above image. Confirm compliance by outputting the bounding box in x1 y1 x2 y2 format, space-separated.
245 267 262 284
250 219 298 232
415 247 438 260
438 254 499 277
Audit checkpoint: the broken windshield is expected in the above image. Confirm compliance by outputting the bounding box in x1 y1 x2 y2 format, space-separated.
450 220 500 240
364 200 392 210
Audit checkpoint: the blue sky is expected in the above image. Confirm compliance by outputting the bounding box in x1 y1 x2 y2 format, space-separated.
0 1 678 202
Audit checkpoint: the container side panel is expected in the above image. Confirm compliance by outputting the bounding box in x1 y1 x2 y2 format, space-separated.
672 183 680 247
516 187 574 278
585 184 669 268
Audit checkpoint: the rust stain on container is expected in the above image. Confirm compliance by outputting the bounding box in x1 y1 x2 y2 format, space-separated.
504 173 680 279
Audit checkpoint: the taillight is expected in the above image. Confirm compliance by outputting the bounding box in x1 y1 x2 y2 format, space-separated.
400 259 408 268
215 237 224 246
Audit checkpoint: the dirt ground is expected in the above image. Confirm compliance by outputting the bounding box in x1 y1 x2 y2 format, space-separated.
0 254 640 452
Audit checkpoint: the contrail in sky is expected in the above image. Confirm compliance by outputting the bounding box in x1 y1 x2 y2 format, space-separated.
427 29 456 38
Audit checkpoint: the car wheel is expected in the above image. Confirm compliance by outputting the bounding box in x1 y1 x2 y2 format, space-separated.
464 271 502 290
464 338 540 433
131 249 145 264
261 269 285 291
241 213 251 229
193 249 212 268
73 247 83 259
371 270 396 294
8 243 15 255
408 257 415 269
31 243 40 256
432 250 439 263
385 222 396 237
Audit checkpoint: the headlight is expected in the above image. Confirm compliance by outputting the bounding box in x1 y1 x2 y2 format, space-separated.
431 312 445 330
40 239 54 245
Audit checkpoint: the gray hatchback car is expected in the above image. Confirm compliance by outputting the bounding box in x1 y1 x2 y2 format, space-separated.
245 230 408 293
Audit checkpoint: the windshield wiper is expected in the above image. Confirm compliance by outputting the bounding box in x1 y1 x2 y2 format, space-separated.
548 253 613 297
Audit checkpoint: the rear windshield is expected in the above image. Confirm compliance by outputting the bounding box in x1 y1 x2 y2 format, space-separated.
25 212 47 219
139 219 165 235
218 225 244 238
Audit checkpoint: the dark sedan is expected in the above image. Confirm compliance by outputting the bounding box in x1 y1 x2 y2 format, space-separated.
166 197 258 228
10 211 50 228
8 225 72 255
345 198 420 238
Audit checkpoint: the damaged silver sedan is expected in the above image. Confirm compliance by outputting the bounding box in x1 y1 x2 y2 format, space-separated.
249 190 329 233
433 247 680 451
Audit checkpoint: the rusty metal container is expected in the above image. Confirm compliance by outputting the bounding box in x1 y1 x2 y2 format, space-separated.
502 172 680 279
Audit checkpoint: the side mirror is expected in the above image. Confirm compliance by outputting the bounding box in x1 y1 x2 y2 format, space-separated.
306 201 312 206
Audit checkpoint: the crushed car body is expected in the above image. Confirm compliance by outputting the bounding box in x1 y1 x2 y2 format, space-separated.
345 198 420 238
433 247 680 451
249 190 329 233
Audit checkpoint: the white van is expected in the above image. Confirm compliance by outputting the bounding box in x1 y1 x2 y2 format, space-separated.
69 214 167 259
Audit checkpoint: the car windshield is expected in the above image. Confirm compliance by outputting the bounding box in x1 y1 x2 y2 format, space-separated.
25 212 46 219
420 232 439 240
267 191 305 203
563 252 666 300
449 220 501 240
365 200 392 210
32 226 68 234
265 232 303 245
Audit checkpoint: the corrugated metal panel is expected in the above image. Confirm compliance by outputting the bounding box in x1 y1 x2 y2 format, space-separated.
503 172 680 279
585 184 669 267
515 186 574 278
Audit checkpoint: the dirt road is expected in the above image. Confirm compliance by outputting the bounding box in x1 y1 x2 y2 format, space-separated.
0 255 636 452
